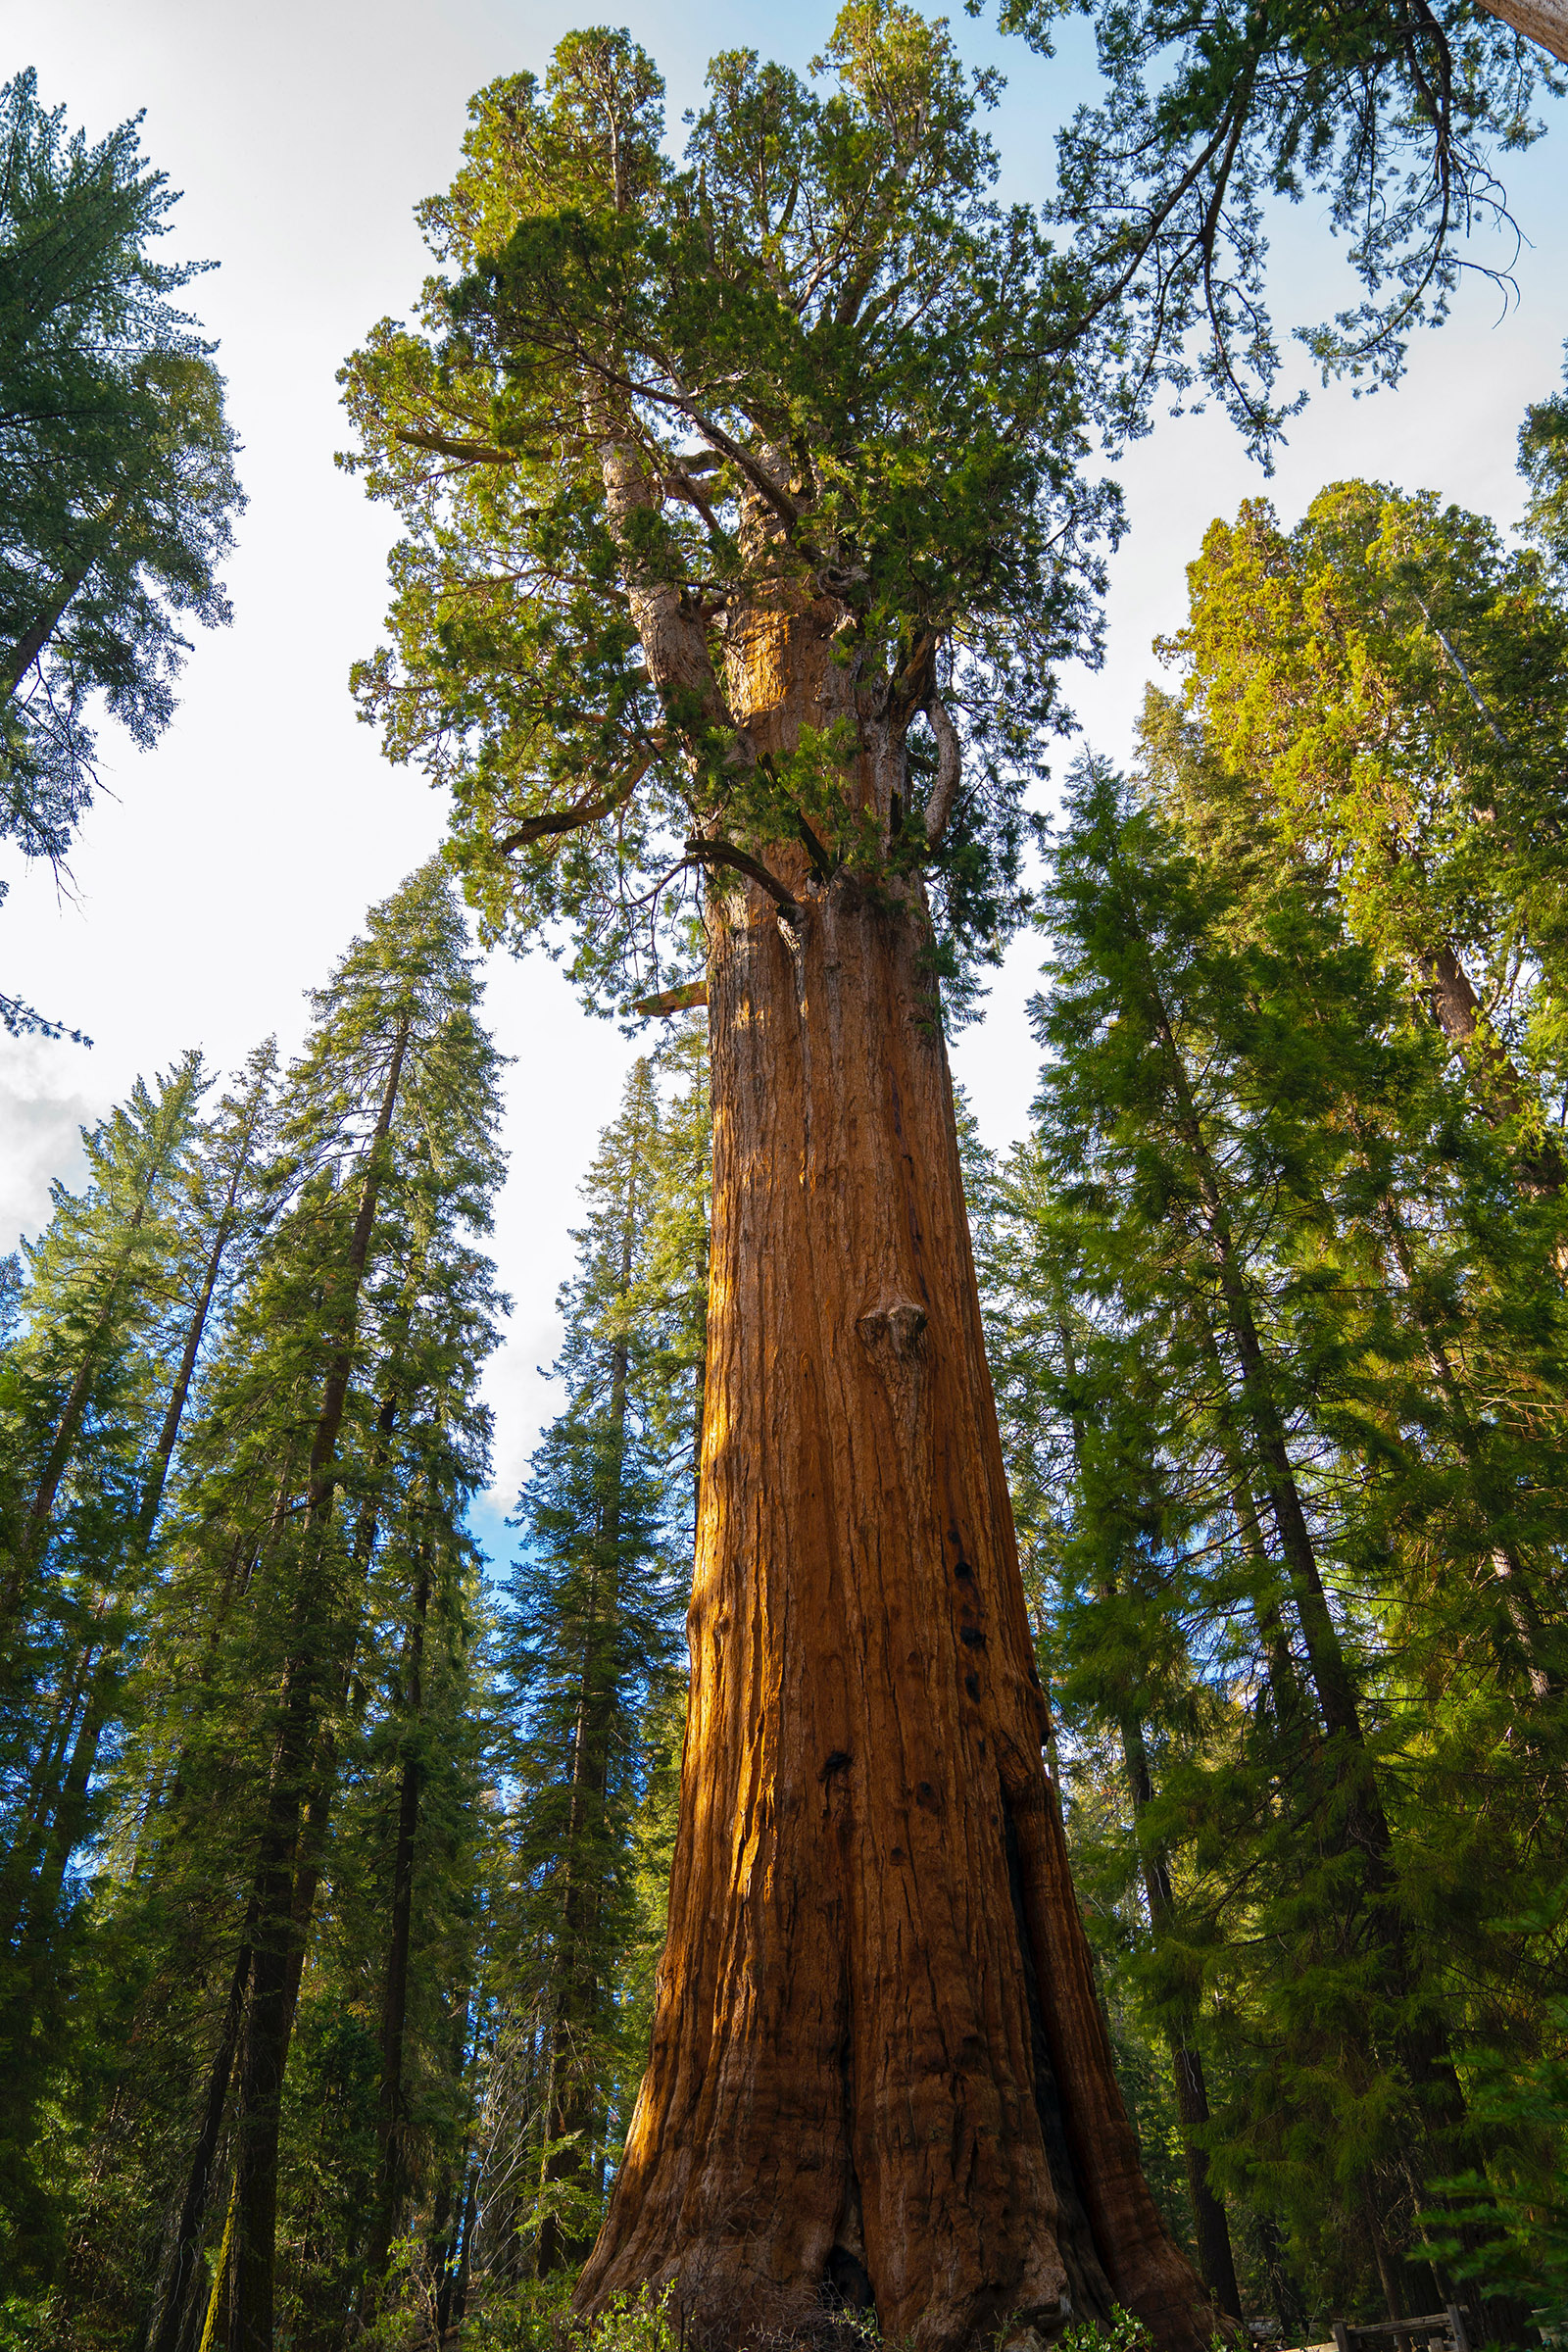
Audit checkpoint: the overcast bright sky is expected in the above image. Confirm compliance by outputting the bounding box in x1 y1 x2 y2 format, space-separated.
5 0 1565 1561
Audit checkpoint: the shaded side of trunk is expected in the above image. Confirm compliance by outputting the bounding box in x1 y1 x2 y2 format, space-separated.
577 877 1214 2352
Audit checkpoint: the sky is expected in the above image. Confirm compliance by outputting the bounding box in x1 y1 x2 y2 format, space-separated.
4 0 1566 1563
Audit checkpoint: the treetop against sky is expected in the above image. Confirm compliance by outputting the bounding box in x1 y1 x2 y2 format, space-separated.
337 0 1562 1015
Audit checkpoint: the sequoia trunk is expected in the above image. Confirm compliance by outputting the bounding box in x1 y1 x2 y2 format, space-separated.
1477 0 1568 63
577 876 1213 2352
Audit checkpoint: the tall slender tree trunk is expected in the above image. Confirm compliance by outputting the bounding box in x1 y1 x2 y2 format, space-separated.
137 1118 258 1548
539 1116 643 2278
1117 1720 1242 2323
1180 1306 1303 1737
226 1018 410 2352
153 1401 403 2352
1054 1312 1242 2320
0 1627 103 1946
6 1197 148 1607
1139 981 1481 2291
577 869 1213 2352
141 1910 257 2352
1416 942 1568 1266
0 529 113 701
10 1140 258 1974
4 1054 204 1630
1373 1189 1555 1700
362 1545 430 2291
276 1383 408 2053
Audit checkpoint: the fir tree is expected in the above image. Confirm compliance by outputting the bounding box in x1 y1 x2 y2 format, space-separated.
3 861 510 2352
486 1057 693 2287
0 73 242 850
996 753 1567 2328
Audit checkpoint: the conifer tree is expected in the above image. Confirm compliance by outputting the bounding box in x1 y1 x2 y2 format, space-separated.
0 69 242 906
1146 482 1568 1236
486 1056 692 2287
1000 755 1566 2327
342 19 1217 2337
0 1054 212 2253
12 862 510 2352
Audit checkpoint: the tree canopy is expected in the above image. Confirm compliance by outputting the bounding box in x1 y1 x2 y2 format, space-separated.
1143 477 1568 1193
340 7 1139 1016
0 67 242 1035
999 0 1564 451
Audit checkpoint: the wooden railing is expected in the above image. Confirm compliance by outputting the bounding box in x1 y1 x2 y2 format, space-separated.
1331 2309 1472 2352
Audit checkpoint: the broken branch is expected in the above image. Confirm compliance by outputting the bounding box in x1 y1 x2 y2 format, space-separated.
631 980 710 1017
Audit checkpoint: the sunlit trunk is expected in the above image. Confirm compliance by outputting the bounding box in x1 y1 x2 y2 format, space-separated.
579 859 1212 2351
1476 0 1568 63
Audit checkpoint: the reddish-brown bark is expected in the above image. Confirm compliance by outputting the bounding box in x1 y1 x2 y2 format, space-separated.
1476 0 1568 61
576 862 1215 2352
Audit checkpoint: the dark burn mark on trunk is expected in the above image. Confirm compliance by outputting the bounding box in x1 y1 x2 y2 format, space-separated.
822 2245 874 2315
824 2041 873 2316
1000 1784 1117 2326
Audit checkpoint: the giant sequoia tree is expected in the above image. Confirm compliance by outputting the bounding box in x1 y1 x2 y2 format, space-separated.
342 13 1216 2348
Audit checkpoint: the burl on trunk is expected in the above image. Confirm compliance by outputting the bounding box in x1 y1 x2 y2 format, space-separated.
577 665 1215 2351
